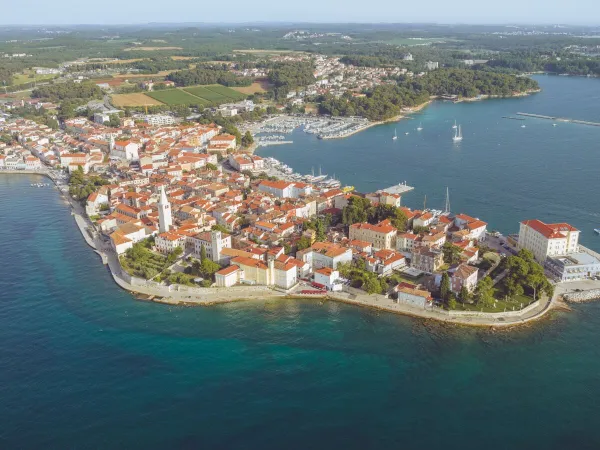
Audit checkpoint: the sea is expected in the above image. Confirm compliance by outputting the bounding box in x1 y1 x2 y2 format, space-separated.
1 75 600 449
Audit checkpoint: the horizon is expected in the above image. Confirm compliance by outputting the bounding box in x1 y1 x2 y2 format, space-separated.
2 0 600 27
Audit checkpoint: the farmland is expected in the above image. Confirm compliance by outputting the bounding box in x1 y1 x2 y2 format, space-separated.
183 84 246 102
145 89 204 105
111 93 164 107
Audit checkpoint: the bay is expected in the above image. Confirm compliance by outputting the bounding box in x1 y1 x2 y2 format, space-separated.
1 74 600 449
258 75 600 252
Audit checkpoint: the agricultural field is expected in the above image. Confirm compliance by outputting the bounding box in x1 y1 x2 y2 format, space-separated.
111 92 163 107
183 84 247 103
203 84 247 101
145 89 207 106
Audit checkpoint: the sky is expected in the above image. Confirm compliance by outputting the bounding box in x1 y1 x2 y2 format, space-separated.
0 0 599 26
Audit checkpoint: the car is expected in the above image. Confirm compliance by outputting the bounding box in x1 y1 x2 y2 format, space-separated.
575 289 583 292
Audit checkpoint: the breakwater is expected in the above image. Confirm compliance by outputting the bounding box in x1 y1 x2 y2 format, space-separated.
517 112 600 127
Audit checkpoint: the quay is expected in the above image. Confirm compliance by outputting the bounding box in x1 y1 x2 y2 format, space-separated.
516 112 600 127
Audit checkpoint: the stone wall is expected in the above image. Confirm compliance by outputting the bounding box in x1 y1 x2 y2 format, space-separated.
446 300 540 318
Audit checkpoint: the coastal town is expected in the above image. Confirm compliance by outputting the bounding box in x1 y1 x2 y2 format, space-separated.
3 110 600 326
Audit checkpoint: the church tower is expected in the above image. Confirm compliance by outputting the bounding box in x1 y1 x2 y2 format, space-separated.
158 186 172 233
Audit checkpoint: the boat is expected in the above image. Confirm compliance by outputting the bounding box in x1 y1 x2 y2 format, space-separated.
342 186 355 193
392 128 398 140
405 132 409 135
553 123 557 127
521 125 526 128
452 125 463 142
452 120 458 129
417 122 423 131
595 229 600 235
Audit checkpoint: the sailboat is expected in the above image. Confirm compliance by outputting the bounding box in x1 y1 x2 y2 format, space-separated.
452 120 458 129
452 125 463 142
392 128 398 140
417 122 423 131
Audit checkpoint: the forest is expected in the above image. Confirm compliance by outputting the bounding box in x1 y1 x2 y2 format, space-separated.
319 68 538 121
166 66 251 87
31 82 104 102
267 62 315 100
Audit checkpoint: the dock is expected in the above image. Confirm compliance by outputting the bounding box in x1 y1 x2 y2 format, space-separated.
380 182 414 196
517 112 600 127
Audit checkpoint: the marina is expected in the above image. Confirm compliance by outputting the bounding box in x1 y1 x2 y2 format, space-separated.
245 114 373 141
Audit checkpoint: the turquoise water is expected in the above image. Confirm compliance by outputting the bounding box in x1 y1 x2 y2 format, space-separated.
258 75 600 252
2 75 600 449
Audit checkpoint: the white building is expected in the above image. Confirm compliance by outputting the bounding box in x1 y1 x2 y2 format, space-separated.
517 219 580 263
111 140 139 162
143 114 176 126
296 242 353 270
157 186 173 233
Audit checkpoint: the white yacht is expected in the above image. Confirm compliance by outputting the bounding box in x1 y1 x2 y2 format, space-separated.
392 128 398 140
452 120 458 129
417 123 423 131
452 125 463 142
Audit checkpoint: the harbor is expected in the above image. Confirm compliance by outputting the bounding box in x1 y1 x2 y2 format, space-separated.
262 157 345 190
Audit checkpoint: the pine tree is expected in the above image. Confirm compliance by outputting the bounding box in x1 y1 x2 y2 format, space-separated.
440 272 451 302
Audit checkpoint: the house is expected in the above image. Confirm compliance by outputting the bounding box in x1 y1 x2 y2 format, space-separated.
349 221 397 250
395 282 432 308
411 247 443 273
296 241 353 270
86 191 109 216
215 264 240 287
314 267 343 291
109 221 154 255
209 134 236 150
451 264 479 293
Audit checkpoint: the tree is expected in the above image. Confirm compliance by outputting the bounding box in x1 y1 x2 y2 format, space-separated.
211 224 229 234
205 163 218 171
107 114 120 128
448 297 458 310
241 131 254 147
364 275 383 295
413 225 430 235
440 272 451 302
296 235 312 251
200 244 207 262
442 242 462 265
475 276 494 307
200 258 220 279
459 285 471 304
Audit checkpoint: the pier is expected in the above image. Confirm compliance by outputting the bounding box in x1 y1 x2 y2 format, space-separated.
517 112 600 127
380 182 414 196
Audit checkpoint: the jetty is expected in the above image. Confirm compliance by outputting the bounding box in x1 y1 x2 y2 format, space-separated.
517 112 600 127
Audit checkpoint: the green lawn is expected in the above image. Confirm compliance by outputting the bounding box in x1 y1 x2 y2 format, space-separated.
146 88 207 105
453 288 535 313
